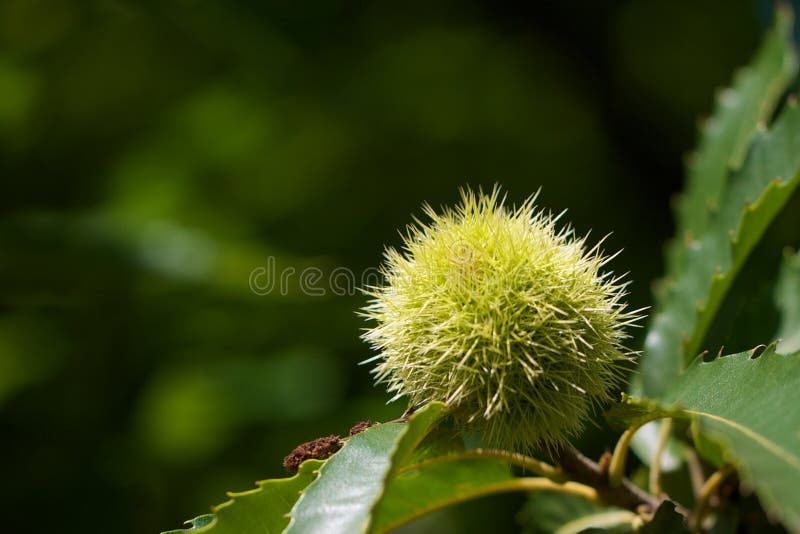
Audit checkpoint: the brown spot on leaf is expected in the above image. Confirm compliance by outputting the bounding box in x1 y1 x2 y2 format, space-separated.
283 435 343 474
348 421 377 436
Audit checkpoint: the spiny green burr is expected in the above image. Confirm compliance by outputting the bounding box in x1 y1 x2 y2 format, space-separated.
362 187 642 452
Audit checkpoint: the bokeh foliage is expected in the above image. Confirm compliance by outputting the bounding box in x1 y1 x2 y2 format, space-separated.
1 1 797 533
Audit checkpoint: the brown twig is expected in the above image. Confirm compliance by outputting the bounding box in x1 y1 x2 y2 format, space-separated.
553 445 684 516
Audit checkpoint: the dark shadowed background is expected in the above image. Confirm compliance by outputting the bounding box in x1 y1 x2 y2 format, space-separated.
1 1 798 532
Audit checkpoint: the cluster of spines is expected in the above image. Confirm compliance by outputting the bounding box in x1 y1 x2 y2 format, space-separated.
362 188 642 452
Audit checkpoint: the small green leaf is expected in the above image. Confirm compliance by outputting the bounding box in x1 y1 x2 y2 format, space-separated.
640 8 800 398
624 346 800 532
285 402 447 534
775 248 800 353
160 459 323 534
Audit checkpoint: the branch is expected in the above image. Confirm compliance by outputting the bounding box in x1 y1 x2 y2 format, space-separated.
553 445 668 514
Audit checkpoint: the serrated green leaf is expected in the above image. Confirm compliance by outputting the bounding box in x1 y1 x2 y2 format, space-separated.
643 95 800 398
625 346 800 532
674 6 796 245
371 457 515 533
285 402 447 534
160 459 323 534
519 492 635 534
641 8 800 398
775 248 800 353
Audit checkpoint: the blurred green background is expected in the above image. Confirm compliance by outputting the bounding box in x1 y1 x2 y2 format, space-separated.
1 1 798 533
